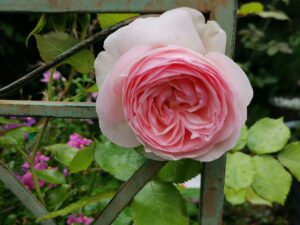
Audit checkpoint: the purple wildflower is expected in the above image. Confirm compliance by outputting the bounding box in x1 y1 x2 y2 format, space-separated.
4 123 21 130
23 117 36 127
20 171 44 190
67 213 94 225
41 70 65 83
18 151 52 190
67 133 92 150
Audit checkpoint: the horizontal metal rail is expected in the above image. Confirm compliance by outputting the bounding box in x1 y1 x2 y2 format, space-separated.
0 0 212 13
0 100 97 119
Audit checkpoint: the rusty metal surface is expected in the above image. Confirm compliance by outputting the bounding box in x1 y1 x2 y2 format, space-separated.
94 160 167 225
0 100 97 118
0 0 210 13
200 155 227 225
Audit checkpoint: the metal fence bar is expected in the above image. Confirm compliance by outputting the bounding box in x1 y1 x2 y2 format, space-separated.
0 0 211 13
0 160 57 225
0 100 97 119
200 155 226 225
200 1 237 225
94 160 167 225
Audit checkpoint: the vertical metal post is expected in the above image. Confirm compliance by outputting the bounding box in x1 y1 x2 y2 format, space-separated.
200 155 226 225
199 1 237 225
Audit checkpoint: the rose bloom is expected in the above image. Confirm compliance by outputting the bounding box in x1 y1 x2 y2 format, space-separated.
94 8 253 161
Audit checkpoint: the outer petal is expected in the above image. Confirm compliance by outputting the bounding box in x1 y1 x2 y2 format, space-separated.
95 8 207 86
200 21 226 53
96 46 157 147
194 125 241 161
205 52 253 109
179 8 226 53
96 96 140 147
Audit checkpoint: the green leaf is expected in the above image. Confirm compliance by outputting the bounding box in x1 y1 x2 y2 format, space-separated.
0 136 18 146
69 144 95 173
225 152 255 190
50 14 68 32
85 84 98 93
26 14 47 46
251 155 292 204
278 142 300 182
158 159 200 183
248 117 290 154
132 180 189 225
34 32 94 73
5 126 39 146
246 187 272 206
36 169 66 184
239 2 264 15
94 137 145 181
37 190 115 222
78 14 91 39
97 13 139 30
232 126 248 151
45 144 78 166
224 186 246 205
46 185 70 210
258 11 289 21
112 208 132 225
0 117 21 125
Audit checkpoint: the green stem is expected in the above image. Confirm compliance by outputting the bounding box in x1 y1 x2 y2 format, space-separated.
47 69 55 101
59 67 75 101
87 170 97 195
29 118 49 205
16 146 30 162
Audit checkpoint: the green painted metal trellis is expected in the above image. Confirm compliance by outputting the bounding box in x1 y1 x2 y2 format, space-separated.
0 1 237 224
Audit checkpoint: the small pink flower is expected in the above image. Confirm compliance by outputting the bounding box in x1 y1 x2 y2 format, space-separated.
67 133 92 150
67 213 94 225
19 151 52 190
20 171 44 190
41 70 65 83
63 168 69 176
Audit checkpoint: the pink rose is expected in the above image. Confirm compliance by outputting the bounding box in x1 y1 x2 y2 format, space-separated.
94 8 253 161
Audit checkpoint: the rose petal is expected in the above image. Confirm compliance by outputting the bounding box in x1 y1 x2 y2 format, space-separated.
96 97 140 147
205 52 253 110
200 21 226 53
95 8 207 85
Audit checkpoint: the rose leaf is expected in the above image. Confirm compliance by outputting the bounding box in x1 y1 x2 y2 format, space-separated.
248 117 290 154
132 179 189 225
278 141 300 182
34 32 94 73
94 136 145 181
158 159 200 183
251 155 292 205
225 152 255 190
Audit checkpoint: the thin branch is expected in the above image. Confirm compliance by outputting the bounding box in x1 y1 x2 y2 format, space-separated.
0 16 138 97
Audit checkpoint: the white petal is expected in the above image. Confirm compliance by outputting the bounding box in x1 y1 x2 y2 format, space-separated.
200 21 226 53
95 8 207 86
